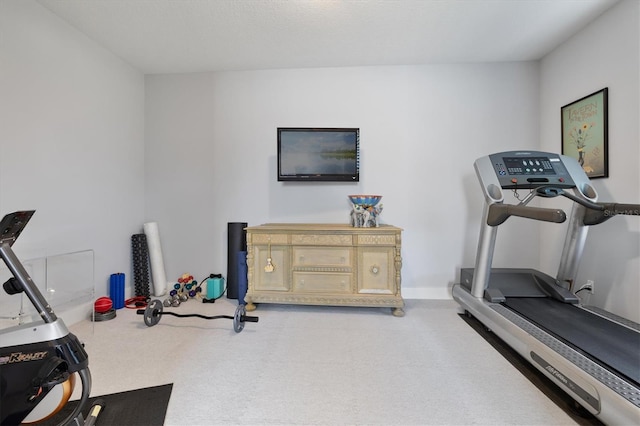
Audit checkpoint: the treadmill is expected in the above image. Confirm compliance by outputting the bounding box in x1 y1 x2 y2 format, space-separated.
452 150 640 425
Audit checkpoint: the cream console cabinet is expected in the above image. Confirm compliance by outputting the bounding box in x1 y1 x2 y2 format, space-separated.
244 224 404 316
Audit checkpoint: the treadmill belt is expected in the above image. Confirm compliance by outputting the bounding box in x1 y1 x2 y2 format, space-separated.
503 297 640 386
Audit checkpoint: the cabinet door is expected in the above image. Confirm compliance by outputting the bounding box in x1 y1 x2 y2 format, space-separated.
357 247 395 294
253 245 289 291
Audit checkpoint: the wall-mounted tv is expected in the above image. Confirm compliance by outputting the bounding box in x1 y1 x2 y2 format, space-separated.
277 127 360 182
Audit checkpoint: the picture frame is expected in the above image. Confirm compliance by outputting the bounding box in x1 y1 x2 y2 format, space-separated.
561 88 608 178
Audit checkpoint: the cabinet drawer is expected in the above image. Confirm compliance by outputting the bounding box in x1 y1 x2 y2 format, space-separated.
291 234 352 246
357 234 397 246
293 247 352 268
293 272 352 293
250 234 289 245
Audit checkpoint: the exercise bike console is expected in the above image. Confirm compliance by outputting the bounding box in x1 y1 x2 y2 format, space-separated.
0 210 35 246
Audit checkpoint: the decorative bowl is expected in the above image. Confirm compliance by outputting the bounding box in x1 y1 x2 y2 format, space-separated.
348 195 382 207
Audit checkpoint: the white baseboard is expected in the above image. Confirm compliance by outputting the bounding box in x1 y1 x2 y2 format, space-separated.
402 287 452 299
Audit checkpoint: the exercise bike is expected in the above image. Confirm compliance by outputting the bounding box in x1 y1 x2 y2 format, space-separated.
0 211 92 426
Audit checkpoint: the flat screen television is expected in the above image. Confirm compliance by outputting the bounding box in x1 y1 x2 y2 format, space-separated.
277 127 360 182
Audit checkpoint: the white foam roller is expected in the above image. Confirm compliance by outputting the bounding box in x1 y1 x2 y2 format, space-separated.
143 221 167 297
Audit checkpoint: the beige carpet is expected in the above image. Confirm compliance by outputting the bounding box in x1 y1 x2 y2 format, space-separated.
68 298 579 425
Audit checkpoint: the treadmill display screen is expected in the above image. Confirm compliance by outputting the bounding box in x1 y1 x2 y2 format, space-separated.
503 157 555 175
489 152 576 189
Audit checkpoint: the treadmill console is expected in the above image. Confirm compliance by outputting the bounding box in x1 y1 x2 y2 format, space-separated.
488 152 576 189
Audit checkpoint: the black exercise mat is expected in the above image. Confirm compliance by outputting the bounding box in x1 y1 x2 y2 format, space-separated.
40 383 172 426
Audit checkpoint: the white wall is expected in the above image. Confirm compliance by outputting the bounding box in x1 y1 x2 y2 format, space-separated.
539 0 639 322
145 63 541 298
0 1 145 317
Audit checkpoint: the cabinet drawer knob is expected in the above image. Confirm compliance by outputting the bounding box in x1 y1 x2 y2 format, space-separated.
370 265 380 275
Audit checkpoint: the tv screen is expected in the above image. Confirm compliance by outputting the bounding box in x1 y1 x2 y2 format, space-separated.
277 128 360 182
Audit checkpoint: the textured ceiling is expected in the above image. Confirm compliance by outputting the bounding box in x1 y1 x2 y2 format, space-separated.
36 0 619 74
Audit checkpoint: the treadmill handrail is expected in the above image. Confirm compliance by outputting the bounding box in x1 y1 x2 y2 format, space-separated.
535 185 640 225
487 203 566 226
535 186 605 211
583 203 640 225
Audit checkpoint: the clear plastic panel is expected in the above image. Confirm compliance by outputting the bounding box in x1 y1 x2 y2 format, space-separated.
0 250 94 328
45 250 95 314
0 257 45 327
0 262 23 327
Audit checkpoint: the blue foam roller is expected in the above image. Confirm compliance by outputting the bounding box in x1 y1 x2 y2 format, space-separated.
109 273 125 309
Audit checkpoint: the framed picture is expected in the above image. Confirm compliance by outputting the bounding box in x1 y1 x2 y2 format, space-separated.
561 88 608 178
